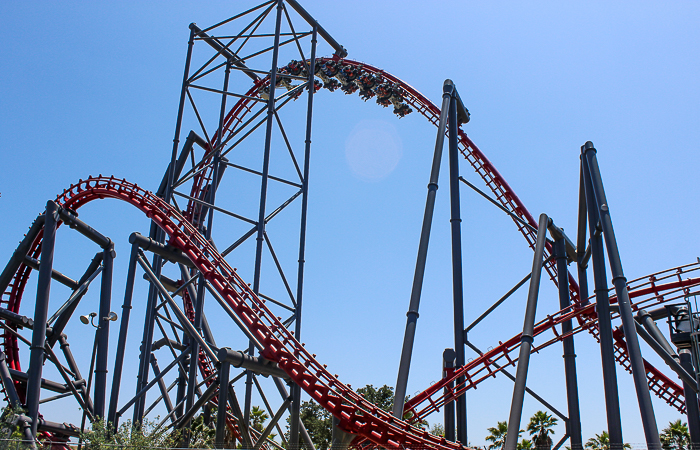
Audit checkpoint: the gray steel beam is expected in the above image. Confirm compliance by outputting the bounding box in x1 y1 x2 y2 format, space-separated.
219 347 289 380
576 164 591 306
447 80 468 445
0 214 45 295
504 213 549 450
632 321 697 390
443 348 456 442
216 360 231 448
247 0 284 429
583 141 660 449
108 241 138 426
555 236 582 450
22 256 78 290
93 243 115 419
680 350 700 446
284 0 347 58
392 79 451 420
0 352 21 407
581 154 623 446
26 200 58 438
57 208 111 249
129 232 194 268
290 24 317 448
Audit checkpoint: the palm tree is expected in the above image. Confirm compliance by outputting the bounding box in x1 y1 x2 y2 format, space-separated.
486 421 523 450
527 411 558 450
661 420 690 450
251 405 269 432
585 432 610 450
519 439 533 450
585 431 631 450
486 421 509 450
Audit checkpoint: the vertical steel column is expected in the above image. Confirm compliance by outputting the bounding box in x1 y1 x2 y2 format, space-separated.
504 213 549 450
0 352 21 408
26 200 58 437
167 26 196 203
581 153 623 446
216 357 231 448
582 141 660 449
443 348 456 442
133 272 160 422
447 85 467 445
554 237 582 450
680 349 700 446
108 240 139 426
290 25 317 450
576 166 590 306
392 80 452 419
246 0 284 426
93 243 114 419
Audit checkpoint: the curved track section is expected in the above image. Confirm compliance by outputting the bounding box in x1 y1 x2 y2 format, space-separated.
18 176 468 450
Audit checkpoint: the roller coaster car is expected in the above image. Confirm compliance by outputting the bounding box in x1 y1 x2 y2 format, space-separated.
275 67 293 90
324 79 341 92
375 82 395 107
357 74 378 100
393 103 412 118
321 61 340 78
286 60 305 76
312 79 323 93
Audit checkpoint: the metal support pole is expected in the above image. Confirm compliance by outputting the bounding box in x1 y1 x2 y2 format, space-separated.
150 355 174 417
680 350 700 447
0 352 21 408
447 82 467 445
167 26 196 203
247 0 284 427
443 348 456 442
93 243 114 419
108 241 138 426
216 359 231 448
582 141 660 449
290 24 317 450
555 237 582 450
504 213 549 450
576 166 590 306
27 200 58 438
0 214 45 295
392 79 452 419
581 153 623 446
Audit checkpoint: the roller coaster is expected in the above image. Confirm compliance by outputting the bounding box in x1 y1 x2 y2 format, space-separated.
2 2 699 450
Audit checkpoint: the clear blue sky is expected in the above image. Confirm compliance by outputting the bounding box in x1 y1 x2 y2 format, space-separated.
1 1 699 447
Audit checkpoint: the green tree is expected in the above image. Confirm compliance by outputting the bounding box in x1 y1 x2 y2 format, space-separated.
519 439 533 450
251 406 270 432
356 384 395 412
80 418 180 450
584 431 631 450
661 420 690 450
527 411 557 450
430 423 445 437
487 421 517 450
